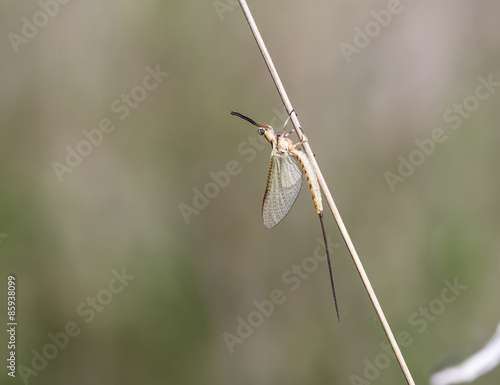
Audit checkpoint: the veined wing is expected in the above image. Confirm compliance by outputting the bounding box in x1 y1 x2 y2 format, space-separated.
262 151 303 228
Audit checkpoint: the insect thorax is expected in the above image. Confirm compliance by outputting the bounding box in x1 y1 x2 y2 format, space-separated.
275 135 294 152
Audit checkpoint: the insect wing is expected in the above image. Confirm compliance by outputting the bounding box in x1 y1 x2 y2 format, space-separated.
262 152 303 228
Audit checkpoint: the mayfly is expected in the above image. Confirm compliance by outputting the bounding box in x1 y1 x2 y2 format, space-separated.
231 111 340 321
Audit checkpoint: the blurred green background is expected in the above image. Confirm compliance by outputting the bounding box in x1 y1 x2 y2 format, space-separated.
1 1 499 384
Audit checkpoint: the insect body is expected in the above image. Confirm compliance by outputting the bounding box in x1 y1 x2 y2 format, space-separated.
231 111 340 321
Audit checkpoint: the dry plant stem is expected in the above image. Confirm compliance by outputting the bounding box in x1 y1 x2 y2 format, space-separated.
236 1 416 384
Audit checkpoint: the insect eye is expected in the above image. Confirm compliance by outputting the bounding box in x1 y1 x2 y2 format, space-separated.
258 128 266 135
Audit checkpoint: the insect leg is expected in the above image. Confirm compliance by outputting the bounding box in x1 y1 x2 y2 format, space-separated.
282 110 296 136
293 138 308 148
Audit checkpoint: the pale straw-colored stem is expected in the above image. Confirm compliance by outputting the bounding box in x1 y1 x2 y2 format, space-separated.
236 1 415 384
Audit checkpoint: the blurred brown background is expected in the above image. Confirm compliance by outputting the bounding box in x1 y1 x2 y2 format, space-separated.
0 1 499 384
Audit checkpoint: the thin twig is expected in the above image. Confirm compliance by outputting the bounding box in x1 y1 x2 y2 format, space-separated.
236 1 416 384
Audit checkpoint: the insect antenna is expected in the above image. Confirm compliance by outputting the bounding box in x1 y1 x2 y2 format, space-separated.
231 111 270 128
